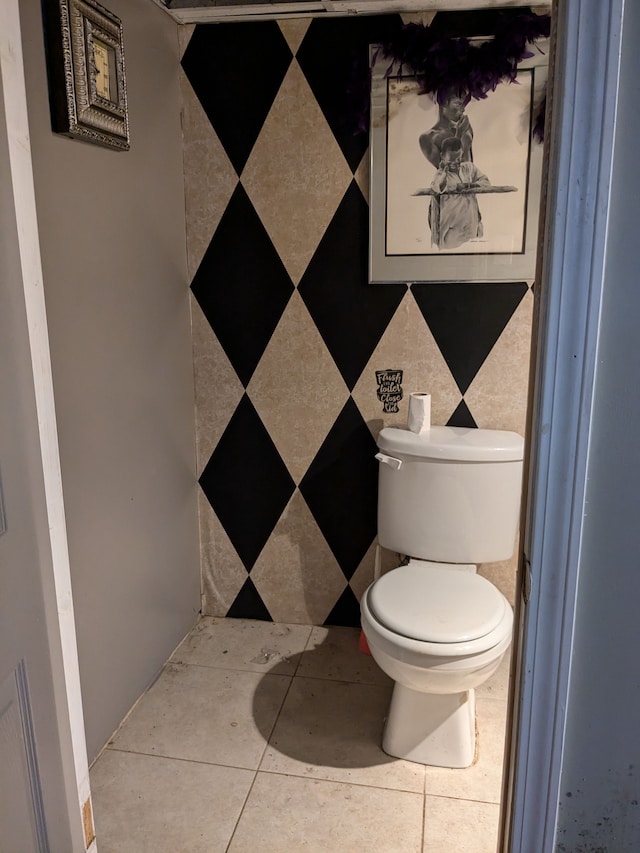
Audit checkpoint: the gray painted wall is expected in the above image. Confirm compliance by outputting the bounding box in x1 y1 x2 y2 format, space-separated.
556 2 640 849
20 0 200 761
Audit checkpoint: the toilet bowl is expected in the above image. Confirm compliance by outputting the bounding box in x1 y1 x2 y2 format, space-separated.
363 424 523 768
361 560 513 767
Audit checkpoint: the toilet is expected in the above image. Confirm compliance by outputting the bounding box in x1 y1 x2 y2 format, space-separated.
360 425 524 768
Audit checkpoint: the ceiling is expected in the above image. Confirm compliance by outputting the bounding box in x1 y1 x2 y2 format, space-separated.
150 0 534 25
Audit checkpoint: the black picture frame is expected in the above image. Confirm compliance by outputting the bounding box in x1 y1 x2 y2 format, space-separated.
42 0 130 151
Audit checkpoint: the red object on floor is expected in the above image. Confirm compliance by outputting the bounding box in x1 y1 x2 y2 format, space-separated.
358 630 372 655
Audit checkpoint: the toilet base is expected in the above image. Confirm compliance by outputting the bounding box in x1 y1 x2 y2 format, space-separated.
382 683 476 768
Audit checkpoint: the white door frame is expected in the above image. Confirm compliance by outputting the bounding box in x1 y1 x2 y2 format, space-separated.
2 0 627 849
506 0 625 849
0 1 94 849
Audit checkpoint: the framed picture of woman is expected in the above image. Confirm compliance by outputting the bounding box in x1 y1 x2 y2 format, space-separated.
369 42 548 283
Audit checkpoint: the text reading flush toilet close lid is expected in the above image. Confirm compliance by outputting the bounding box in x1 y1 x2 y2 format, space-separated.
368 563 506 643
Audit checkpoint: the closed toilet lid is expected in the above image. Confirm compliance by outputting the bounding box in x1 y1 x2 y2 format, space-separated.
368 563 506 643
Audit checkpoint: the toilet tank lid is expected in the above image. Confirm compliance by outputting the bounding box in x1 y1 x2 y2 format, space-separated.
377 426 524 462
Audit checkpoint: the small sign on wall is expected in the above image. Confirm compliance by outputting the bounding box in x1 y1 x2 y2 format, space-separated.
376 369 403 413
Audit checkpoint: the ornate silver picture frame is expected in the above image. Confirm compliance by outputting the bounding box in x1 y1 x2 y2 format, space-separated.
369 43 548 283
43 0 130 151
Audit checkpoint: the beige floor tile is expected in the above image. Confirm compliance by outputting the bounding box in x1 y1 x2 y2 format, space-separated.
92 614 513 851
228 772 424 853
260 676 425 793
423 697 508 803
297 625 392 685
110 663 290 770
171 616 312 675
90 750 253 853
423 795 500 853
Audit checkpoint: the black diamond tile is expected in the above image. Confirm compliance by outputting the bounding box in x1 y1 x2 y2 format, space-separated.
227 577 273 622
299 398 378 580
199 395 295 571
411 282 528 394
297 15 403 172
447 399 478 428
323 586 361 628
191 184 294 387
299 182 406 390
181 22 293 175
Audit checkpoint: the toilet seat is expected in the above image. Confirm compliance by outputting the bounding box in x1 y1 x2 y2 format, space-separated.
361 563 514 767
368 562 506 644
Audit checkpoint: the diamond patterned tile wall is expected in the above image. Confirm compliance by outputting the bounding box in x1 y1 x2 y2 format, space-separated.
199 395 295 572
190 185 294 387
296 16 404 171
181 22 293 176
298 183 406 391
411 282 529 396
299 398 379 582
181 16 535 627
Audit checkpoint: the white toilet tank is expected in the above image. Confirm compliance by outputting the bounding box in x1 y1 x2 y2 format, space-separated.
376 426 524 564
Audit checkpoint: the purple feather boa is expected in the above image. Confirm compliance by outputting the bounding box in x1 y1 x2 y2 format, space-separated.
352 10 551 139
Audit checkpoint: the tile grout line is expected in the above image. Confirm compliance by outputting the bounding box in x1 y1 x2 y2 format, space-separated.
171 656 390 688
104 743 429 799
225 768 260 853
422 775 428 853
93 658 176 767
423 789 504 807
91 619 508 850
169 658 300 678
248 766 426 798
254 670 298 773
222 642 314 853
102 745 257 773
292 625 315 677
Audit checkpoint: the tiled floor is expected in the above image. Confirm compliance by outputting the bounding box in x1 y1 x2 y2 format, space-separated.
90 618 510 852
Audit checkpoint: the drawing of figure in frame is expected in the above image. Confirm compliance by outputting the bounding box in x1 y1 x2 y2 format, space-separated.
384 72 534 258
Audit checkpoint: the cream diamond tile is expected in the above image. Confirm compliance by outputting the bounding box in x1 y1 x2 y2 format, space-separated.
178 24 195 59
242 62 353 285
250 490 347 624
349 540 402 602
181 76 238 280
247 292 349 483
478 549 520 606
354 150 369 203
198 488 217 547
349 539 376 603
191 296 244 476
352 291 461 435
402 11 437 25
200 499 248 617
278 19 310 54
465 287 533 435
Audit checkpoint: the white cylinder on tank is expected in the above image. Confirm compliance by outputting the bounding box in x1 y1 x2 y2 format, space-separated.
376 426 524 564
